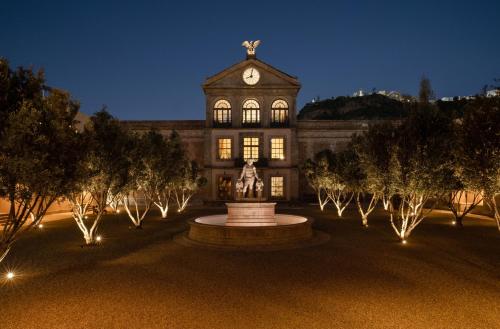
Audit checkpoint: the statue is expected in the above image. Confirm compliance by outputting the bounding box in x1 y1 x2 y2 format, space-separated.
242 40 261 57
235 179 244 199
237 159 262 198
255 178 264 199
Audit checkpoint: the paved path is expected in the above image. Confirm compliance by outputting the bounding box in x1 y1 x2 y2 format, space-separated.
0 207 499 329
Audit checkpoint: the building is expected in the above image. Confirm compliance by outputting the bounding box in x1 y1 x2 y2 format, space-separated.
123 44 373 202
486 89 500 97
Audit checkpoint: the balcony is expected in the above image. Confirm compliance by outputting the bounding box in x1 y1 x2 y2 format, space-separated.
234 157 268 168
212 121 232 128
270 120 289 128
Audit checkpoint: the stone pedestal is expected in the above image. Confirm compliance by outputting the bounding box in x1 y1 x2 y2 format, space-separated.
225 202 277 226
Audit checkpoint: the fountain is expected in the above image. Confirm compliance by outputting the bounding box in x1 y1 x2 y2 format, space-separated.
182 159 321 249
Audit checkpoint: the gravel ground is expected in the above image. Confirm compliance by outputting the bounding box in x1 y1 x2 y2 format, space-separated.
0 206 499 329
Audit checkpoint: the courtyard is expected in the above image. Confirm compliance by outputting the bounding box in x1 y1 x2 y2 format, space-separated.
1 206 499 329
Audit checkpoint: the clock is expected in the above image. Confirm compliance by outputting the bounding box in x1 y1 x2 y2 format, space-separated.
242 67 260 85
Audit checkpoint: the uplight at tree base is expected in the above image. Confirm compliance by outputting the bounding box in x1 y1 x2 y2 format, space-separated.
6 272 15 280
451 221 456 225
38 224 43 229
96 236 102 242
402 239 407 245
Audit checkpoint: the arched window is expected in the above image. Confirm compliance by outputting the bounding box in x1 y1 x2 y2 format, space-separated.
242 99 260 125
271 99 289 126
213 99 231 125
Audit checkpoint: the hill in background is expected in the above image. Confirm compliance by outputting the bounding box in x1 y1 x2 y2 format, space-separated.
297 94 469 120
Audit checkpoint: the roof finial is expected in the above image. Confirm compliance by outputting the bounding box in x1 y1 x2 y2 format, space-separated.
242 40 261 59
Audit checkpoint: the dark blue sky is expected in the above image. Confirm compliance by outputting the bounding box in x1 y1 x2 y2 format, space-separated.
1 0 499 120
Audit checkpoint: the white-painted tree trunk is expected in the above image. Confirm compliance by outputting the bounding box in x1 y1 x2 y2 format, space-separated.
389 192 434 241
153 189 171 219
107 193 122 213
356 192 378 227
69 191 101 245
0 245 10 263
175 189 193 213
382 194 392 211
316 189 329 211
327 188 354 217
123 190 152 228
492 194 500 232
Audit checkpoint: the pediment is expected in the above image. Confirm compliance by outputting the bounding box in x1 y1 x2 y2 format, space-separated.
203 58 300 91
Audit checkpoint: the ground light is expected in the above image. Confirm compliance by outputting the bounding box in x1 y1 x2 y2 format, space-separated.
96 236 102 242
402 239 407 245
116 209 121 214
38 224 44 229
452 220 457 225
6 271 15 280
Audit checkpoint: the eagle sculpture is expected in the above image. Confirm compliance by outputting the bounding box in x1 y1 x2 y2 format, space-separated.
242 40 261 56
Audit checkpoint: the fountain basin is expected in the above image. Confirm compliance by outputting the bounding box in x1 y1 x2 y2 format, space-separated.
188 214 312 246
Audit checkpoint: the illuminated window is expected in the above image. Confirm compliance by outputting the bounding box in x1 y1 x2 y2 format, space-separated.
242 99 260 124
270 138 285 160
243 137 259 160
218 138 232 160
213 99 231 124
271 176 284 198
271 99 289 124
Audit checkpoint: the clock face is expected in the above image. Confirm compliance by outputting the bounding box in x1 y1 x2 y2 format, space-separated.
242 67 260 85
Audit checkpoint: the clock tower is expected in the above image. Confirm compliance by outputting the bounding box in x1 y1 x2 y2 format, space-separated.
201 41 301 201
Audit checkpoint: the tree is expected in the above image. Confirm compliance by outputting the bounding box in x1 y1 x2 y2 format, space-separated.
460 97 500 230
443 119 483 227
302 153 332 211
388 98 455 242
323 150 355 217
418 76 435 103
350 136 379 226
0 60 82 262
173 160 207 213
122 132 155 228
68 110 131 244
355 122 398 211
304 149 357 216
140 130 191 219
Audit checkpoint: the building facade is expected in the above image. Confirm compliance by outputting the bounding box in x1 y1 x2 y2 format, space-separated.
124 49 372 202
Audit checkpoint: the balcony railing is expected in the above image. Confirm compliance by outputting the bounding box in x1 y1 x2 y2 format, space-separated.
241 122 261 128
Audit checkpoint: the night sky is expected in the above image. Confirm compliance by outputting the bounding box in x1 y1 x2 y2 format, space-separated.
1 0 499 120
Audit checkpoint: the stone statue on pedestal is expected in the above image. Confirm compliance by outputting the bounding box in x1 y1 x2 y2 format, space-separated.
237 159 263 199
